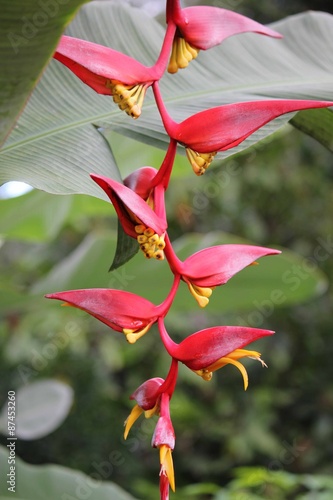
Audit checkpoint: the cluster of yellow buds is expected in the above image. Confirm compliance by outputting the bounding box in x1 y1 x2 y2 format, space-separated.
168 36 200 74
185 148 217 175
135 224 166 260
109 81 148 119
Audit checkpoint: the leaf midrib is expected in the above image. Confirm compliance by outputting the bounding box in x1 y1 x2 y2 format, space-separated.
1 75 332 154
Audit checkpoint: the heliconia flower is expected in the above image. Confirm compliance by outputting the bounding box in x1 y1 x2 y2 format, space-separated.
154 84 333 175
158 318 273 389
53 21 176 119
124 358 179 440
166 0 282 73
165 239 280 307
91 174 167 260
45 289 160 343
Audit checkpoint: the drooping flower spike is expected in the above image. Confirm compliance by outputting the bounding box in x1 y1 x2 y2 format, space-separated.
154 84 333 175
53 20 176 118
91 174 167 260
166 0 282 73
164 238 281 307
158 318 273 388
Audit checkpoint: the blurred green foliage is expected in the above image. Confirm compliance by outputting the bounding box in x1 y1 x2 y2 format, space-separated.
1 1 333 498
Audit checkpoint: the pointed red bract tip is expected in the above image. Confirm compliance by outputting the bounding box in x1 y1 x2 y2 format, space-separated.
165 325 274 370
45 288 159 333
176 7 282 51
54 35 153 90
183 244 281 287
174 100 333 154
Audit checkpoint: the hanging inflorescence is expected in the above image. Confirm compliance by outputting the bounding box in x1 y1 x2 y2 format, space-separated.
47 1 333 498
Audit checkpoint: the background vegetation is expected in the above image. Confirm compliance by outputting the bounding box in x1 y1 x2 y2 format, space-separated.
1 1 333 499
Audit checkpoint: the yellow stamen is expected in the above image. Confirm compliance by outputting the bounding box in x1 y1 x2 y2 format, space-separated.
137 235 148 244
135 224 146 234
217 357 249 390
124 404 143 439
193 349 267 390
107 81 148 119
143 248 156 259
187 282 213 308
144 401 160 419
148 234 159 245
186 148 217 175
153 249 164 260
159 445 175 492
193 369 213 381
168 36 200 74
144 228 155 237
123 323 152 344
157 239 166 250
135 224 165 261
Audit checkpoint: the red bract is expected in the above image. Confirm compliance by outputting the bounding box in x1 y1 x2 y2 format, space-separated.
53 22 176 118
124 377 165 440
165 240 280 307
173 100 333 153
152 393 175 451
91 174 167 260
158 318 273 388
152 393 176 495
124 358 179 442
166 0 282 73
130 377 165 411
160 321 272 368
181 244 280 307
160 473 171 500
45 289 159 344
124 166 158 199
154 85 333 175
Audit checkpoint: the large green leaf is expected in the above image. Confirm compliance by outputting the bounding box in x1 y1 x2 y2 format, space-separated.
0 0 90 146
33 231 328 315
109 220 139 271
1 4 333 197
290 108 333 152
0 445 137 500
